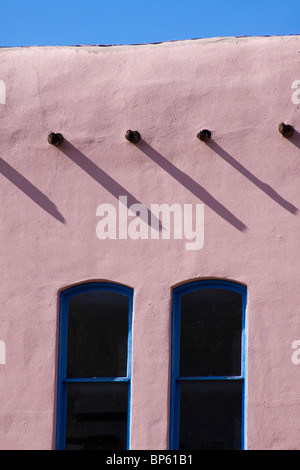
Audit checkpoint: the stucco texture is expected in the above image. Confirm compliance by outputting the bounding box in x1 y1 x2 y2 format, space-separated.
0 35 299 449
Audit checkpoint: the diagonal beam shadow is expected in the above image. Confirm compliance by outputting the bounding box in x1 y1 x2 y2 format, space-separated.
208 141 299 215
138 140 247 232
286 129 300 150
60 140 162 231
0 157 66 224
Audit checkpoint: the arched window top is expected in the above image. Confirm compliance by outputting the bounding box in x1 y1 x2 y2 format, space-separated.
60 281 133 299
173 279 247 297
59 281 133 380
172 279 247 378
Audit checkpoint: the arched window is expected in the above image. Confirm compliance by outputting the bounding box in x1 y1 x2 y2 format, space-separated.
170 280 247 450
56 282 133 450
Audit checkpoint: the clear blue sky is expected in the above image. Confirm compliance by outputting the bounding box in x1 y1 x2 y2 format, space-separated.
0 0 299 47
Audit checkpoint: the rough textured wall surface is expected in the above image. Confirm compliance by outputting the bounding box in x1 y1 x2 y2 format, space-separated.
0 35 299 449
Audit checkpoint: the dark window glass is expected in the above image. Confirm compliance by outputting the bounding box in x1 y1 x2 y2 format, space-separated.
180 288 242 376
67 291 129 378
179 380 242 450
65 382 128 450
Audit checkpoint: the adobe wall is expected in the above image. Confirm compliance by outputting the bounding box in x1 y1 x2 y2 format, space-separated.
0 35 299 449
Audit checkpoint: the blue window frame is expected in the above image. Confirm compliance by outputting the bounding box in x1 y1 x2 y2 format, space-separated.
170 280 247 450
56 282 133 450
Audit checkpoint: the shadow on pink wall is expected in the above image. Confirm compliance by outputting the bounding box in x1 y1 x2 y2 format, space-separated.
288 129 300 151
138 140 248 232
60 140 163 232
208 141 299 215
0 157 66 224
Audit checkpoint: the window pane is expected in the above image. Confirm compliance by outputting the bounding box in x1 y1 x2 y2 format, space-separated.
67 291 129 378
180 288 242 376
65 382 128 450
179 380 243 450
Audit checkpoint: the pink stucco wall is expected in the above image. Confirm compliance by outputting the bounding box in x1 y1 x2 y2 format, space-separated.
0 35 299 450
